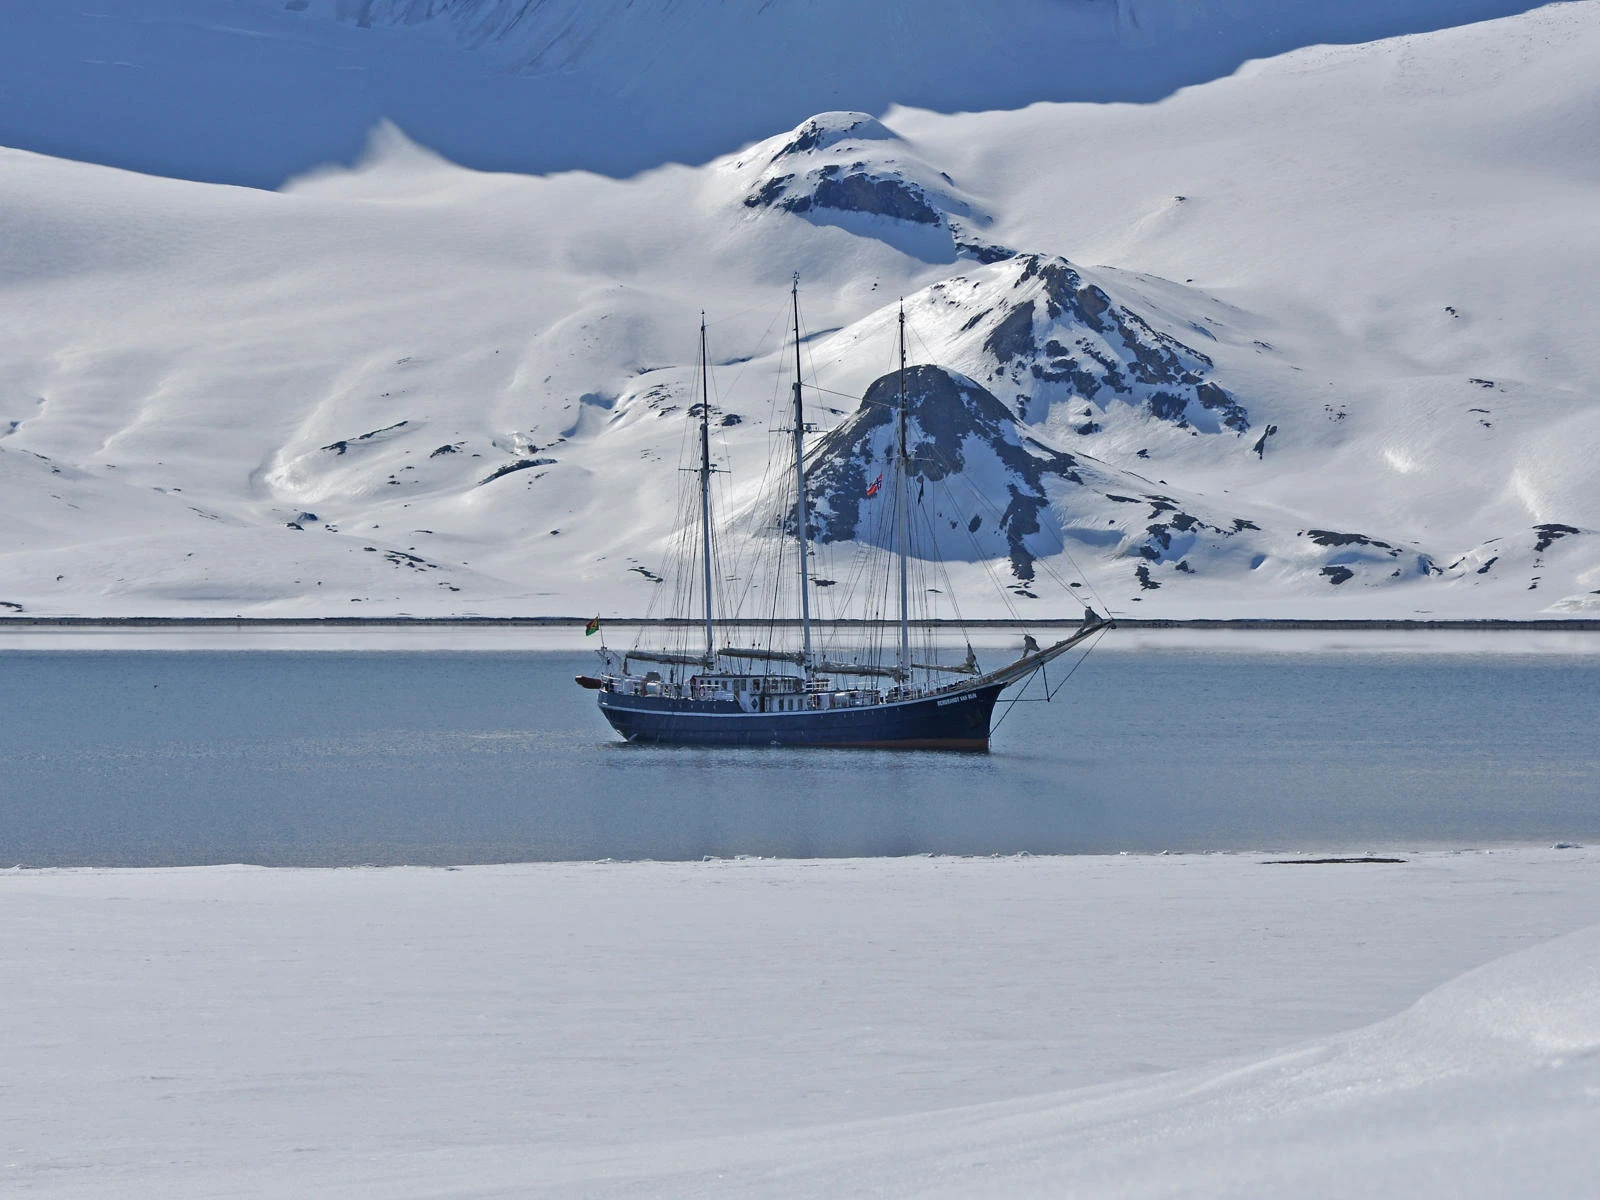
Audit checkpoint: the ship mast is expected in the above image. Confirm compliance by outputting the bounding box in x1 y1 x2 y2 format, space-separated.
697 314 715 664
896 302 911 683
790 276 814 670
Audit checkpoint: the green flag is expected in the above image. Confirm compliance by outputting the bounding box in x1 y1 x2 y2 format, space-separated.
584 615 600 637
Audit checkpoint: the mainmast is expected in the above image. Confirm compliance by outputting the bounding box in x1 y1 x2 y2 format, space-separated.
790 276 814 670
895 302 911 683
697 314 715 664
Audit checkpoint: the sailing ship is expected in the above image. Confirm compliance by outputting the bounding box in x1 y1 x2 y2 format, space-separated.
575 280 1111 749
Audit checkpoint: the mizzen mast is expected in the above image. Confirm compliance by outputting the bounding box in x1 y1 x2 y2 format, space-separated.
895 301 911 683
697 313 716 664
790 276 814 670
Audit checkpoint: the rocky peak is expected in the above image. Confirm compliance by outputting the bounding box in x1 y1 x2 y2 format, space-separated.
739 112 1006 262
884 254 1250 435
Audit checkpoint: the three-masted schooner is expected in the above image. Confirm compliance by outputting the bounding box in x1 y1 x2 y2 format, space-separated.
575 280 1111 748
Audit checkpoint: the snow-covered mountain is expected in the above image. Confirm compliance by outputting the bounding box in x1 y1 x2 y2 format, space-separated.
0 0 1561 186
0 1 1597 619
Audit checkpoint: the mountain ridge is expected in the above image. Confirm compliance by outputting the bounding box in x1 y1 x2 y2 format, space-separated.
0 5 1596 619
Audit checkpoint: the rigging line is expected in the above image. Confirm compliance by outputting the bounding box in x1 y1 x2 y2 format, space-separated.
709 303 786 418
896 302 1114 616
1033 530 1111 619
989 626 1108 736
1010 488 1112 617
905 317 949 377
637 386 705 649
913 482 973 639
802 381 883 405
702 320 765 645
796 292 861 419
724 297 801 615
914 451 1029 626
910 433 1109 616
702 303 763 329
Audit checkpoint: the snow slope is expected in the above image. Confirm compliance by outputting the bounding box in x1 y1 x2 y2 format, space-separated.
0 3 1597 618
4 849 1598 1196
0 0 1560 186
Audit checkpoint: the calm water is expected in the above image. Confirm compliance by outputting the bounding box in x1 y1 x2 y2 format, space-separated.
2 647 1597 865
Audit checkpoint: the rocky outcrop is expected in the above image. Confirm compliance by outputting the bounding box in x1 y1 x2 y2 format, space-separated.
741 113 1009 263
803 364 1079 581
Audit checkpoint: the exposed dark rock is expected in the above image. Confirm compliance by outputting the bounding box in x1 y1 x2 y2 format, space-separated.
322 420 408 455
385 550 436 570
956 239 1015 264
1306 529 1392 550
1147 392 1187 423
1196 382 1248 432
984 303 1036 364
477 457 556 486
804 364 1079 580
1321 566 1354 585
768 114 890 162
1533 523 1580 553
781 173 941 224
744 175 792 208
970 256 1248 433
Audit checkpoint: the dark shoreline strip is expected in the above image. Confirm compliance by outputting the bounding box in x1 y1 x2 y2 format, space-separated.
1261 857 1408 865
2 617 1598 632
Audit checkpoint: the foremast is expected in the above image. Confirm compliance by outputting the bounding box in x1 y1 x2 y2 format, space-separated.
623 316 721 674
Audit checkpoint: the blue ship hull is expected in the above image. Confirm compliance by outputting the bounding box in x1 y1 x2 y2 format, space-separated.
596 681 1007 749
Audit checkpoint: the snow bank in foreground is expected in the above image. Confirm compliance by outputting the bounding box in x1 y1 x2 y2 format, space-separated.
3 849 1597 1196
736 926 1600 1199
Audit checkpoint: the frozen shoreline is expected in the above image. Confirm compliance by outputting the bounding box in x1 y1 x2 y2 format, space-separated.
3 622 1599 654
5 848 1596 1196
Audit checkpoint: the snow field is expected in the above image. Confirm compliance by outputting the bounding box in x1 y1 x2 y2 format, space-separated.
4 848 1598 1196
1 4 1598 620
